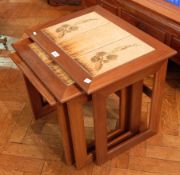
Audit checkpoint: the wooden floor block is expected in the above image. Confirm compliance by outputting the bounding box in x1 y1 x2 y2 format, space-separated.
41 161 93 175
2 143 62 161
0 154 44 173
147 134 180 148
109 168 164 175
92 165 110 175
9 105 32 143
129 156 180 174
146 145 180 161
0 168 23 175
129 142 146 157
160 82 179 135
110 153 129 169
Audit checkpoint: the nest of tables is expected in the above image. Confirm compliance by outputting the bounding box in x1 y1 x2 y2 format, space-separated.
11 5 176 168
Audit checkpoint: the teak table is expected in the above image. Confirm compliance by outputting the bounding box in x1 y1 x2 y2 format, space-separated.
11 40 131 168
11 5 176 168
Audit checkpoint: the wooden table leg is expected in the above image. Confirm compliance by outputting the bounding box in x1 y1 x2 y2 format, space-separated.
127 80 143 134
67 94 93 169
93 92 107 164
112 89 129 133
57 103 74 165
149 60 168 132
24 76 74 165
119 88 128 131
23 76 56 119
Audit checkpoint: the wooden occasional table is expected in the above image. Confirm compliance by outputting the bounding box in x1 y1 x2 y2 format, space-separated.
11 5 176 167
12 38 130 168
11 41 93 168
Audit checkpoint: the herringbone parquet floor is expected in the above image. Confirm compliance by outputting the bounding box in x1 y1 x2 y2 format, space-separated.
0 1 180 174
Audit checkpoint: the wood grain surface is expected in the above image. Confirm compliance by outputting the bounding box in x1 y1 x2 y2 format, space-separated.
131 0 180 23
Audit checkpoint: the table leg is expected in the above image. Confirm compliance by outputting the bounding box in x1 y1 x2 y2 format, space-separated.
119 88 128 131
24 76 74 165
127 80 143 134
57 103 74 165
93 92 108 164
149 60 168 132
67 95 93 168
23 76 56 119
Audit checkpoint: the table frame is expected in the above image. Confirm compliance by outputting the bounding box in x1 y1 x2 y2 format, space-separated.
92 59 168 164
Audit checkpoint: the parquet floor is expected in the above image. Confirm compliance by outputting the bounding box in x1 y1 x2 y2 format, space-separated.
0 1 180 174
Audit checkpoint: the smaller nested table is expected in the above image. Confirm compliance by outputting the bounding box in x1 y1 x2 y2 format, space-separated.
11 6 176 168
